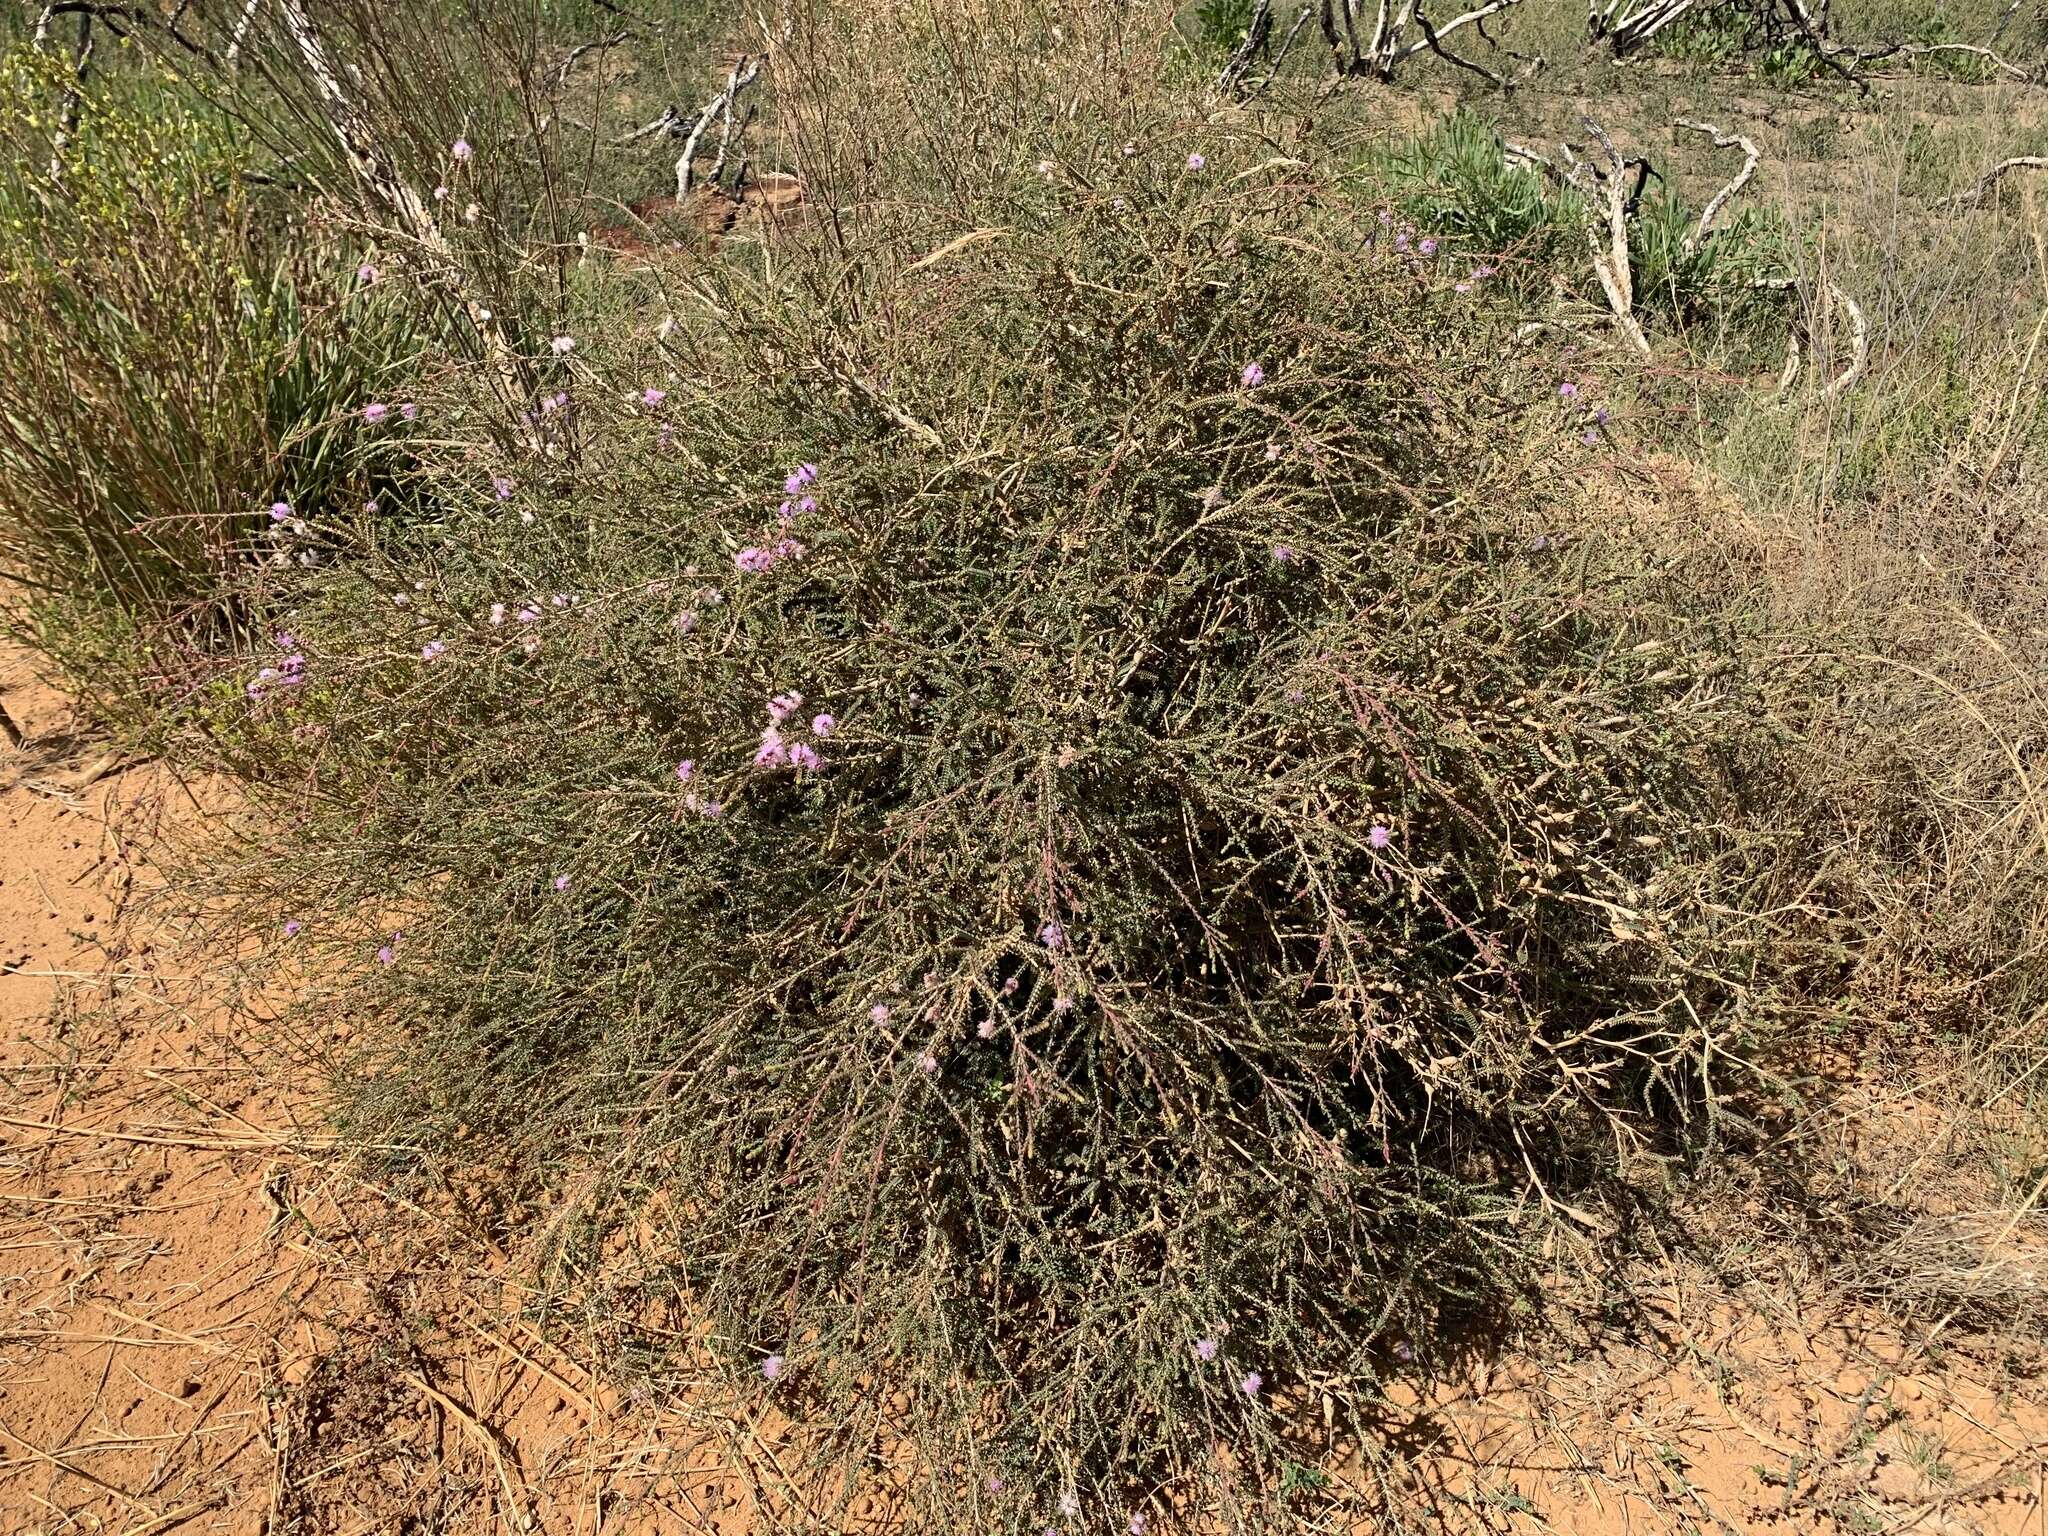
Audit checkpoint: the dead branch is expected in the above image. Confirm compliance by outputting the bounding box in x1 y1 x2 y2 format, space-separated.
223 0 261 67
1675 118 1759 250
1216 0 1276 96
1412 0 1509 86
1888 40 2038 82
553 28 632 92
1779 0 1869 93
1592 0 1703 55
1561 119 1652 358
615 104 681 144
676 53 762 199
1320 0 1527 83
1941 155 2048 211
1243 2 1317 100
1756 274 1867 402
40 7 95 179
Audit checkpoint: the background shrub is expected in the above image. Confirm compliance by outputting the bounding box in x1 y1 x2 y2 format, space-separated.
0 45 422 707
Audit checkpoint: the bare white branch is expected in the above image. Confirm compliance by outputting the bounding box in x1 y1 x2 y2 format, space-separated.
676 53 762 200
1675 118 1759 251
1941 155 2048 212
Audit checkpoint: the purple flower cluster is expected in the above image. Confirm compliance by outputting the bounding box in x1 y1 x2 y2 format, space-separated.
735 465 821 575
753 690 833 774
247 632 308 699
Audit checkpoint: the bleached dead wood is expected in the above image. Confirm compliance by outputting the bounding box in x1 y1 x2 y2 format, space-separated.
1675 118 1759 250
1941 156 2048 212
1321 0 1528 84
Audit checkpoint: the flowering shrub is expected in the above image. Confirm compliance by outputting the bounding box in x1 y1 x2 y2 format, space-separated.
198 90 1784 1527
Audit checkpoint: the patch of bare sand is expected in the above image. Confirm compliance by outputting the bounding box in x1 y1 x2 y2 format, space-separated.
0 638 2043 1534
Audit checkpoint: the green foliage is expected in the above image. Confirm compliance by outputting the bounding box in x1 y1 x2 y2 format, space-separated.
0 47 420 649
1191 0 1258 56
1373 110 1575 293
1374 112 1795 353
1627 182 1793 349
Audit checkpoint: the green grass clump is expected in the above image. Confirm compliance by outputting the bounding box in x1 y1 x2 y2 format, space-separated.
1373 112 1794 357
194 79 1793 1527
0 47 420 674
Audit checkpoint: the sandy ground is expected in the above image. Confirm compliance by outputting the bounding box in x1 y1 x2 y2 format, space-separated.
1 636 2045 1535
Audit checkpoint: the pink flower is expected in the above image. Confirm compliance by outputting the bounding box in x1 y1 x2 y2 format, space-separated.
642 387 666 407
362 402 390 425
1369 824 1392 849
420 640 446 662
1240 1371 1262 1397
517 605 541 624
400 403 418 422
870 1003 892 1024
760 1354 784 1381
767 691 804 722
675 759 695 782
1241 361 1264 388
451 137 472 162
489 603 506 626
1052 994 1073 1013
492 475 514 502
1040 921 1065 950
1557 381 1578 399
917 1051 938 1074
1272 544 1298 564
811 713 836 738
788 742 820 771
735 546 774 574
1194 1337 1218 1361
282 919 303 937
553 874 571 891
357 262 379 284
551 335 575 355
269 501 292 522
754 726 787 767
1187 152 1206 170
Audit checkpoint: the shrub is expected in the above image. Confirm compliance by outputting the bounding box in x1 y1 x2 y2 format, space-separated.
191 32 1792 1526
0 47 421 680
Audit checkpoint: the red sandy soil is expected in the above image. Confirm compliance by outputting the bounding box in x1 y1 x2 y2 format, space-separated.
2 636 2045 1535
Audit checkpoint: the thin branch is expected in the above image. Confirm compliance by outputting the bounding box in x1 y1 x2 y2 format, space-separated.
1940 155 2048 212
614 104 681 144
1887 40 2037 82
1561 119 1651 358
224 0 261 67
274 0 536 444
1408 0 1507 86
553 28 632 92
1780 0 1871 94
